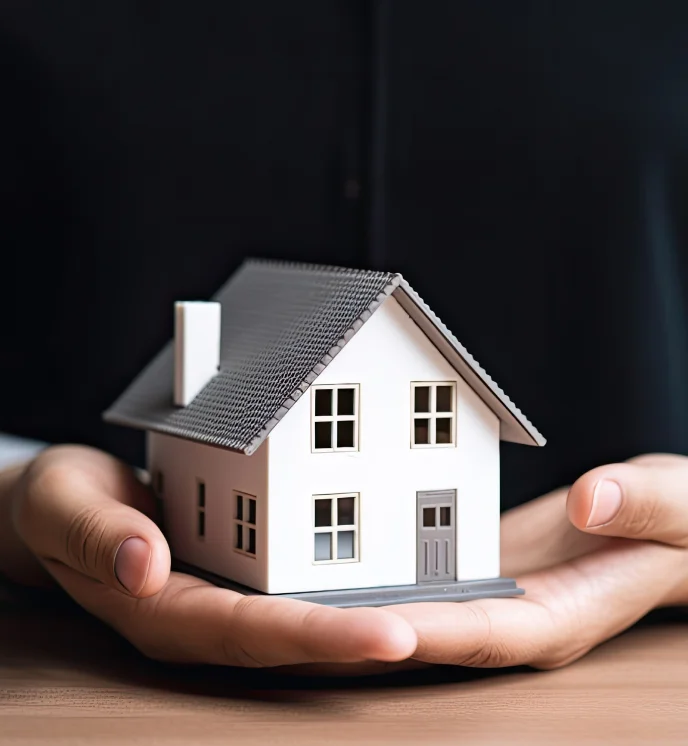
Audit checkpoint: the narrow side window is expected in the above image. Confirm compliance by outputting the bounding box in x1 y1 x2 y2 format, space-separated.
233 491 257 557
197 480 206 538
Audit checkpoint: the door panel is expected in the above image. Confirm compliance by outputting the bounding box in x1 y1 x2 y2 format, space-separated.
417 490 456 583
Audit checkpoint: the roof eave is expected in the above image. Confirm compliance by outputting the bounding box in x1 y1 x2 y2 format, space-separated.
102 408 251 455
392 283 546 447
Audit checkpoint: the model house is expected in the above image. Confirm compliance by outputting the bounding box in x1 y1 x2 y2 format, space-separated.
104 259 545 607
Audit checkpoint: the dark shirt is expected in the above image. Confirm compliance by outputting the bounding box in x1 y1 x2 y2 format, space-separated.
2 2 688 510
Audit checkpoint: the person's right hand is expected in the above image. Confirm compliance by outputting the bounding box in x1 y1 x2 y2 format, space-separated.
4 445 417 668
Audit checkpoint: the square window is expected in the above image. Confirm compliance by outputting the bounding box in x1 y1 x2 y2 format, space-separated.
314 532 332 561
313 494 358 564
312 385 359 453
423 506 436 528
314 388 332 416
440 506 451 526
337 387 355 415
336 420 355 448
314 421 332 449
411 383 456 447
337 496 355 525
414 418 430 445
337 530 355 560
414 386 430 413
315 498 332 527
436 385 453 412
436 417 453 444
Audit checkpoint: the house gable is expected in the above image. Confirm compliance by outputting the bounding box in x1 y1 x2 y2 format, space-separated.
265 295 501 594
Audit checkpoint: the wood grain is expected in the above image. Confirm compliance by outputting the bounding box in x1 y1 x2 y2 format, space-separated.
0 581 686 745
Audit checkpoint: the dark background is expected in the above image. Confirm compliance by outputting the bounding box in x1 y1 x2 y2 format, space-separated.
2 1 688 510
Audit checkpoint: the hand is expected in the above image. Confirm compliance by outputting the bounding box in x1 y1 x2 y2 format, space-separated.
3 446 417 668
5 447 686 673
388 454 688 669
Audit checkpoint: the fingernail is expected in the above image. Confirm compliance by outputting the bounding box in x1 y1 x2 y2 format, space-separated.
114 537 151 595
587 479 623 527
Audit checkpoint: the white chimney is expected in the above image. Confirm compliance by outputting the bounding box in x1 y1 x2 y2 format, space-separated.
173 301 221 406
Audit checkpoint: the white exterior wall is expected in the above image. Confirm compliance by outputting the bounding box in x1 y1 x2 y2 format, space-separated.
147 432 269 592
266 296 500 594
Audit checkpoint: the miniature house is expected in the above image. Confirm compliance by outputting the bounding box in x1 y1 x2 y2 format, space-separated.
105 260 545 607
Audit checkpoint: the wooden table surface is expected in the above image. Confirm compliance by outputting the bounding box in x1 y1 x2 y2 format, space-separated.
1 582 687 745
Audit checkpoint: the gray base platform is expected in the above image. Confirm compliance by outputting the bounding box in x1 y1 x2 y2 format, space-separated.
172 560 524 608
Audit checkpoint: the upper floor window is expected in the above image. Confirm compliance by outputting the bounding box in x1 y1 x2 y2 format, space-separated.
312 385 359 452
411 382 456 447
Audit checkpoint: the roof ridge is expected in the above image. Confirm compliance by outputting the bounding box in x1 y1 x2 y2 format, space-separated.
242 257 398 278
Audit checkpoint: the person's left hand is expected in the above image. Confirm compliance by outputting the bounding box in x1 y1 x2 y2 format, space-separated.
387 453 688 669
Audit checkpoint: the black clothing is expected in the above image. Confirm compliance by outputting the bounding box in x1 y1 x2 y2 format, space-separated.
2 2 688 510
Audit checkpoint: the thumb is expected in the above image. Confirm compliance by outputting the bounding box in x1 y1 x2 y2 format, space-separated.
13 446 171 597
566 454 688 547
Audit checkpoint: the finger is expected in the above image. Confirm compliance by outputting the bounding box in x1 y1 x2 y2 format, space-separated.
13 446 170 597
566 454 688 547
500 486 610 577
44 563 418 668
388 537 687 669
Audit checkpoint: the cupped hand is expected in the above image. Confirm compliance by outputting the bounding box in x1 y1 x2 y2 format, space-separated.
4 445 417 668
5 447 688 674
388 454 688 669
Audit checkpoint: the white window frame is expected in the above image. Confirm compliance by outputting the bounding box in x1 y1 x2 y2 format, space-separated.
311 384 360 452
411 382 457 448
233 490 257 558
312 493 359 564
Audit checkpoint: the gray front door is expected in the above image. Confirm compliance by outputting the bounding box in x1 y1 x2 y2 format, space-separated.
417 490 456 583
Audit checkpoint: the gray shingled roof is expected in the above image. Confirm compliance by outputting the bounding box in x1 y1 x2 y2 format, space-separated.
104 259 545 453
